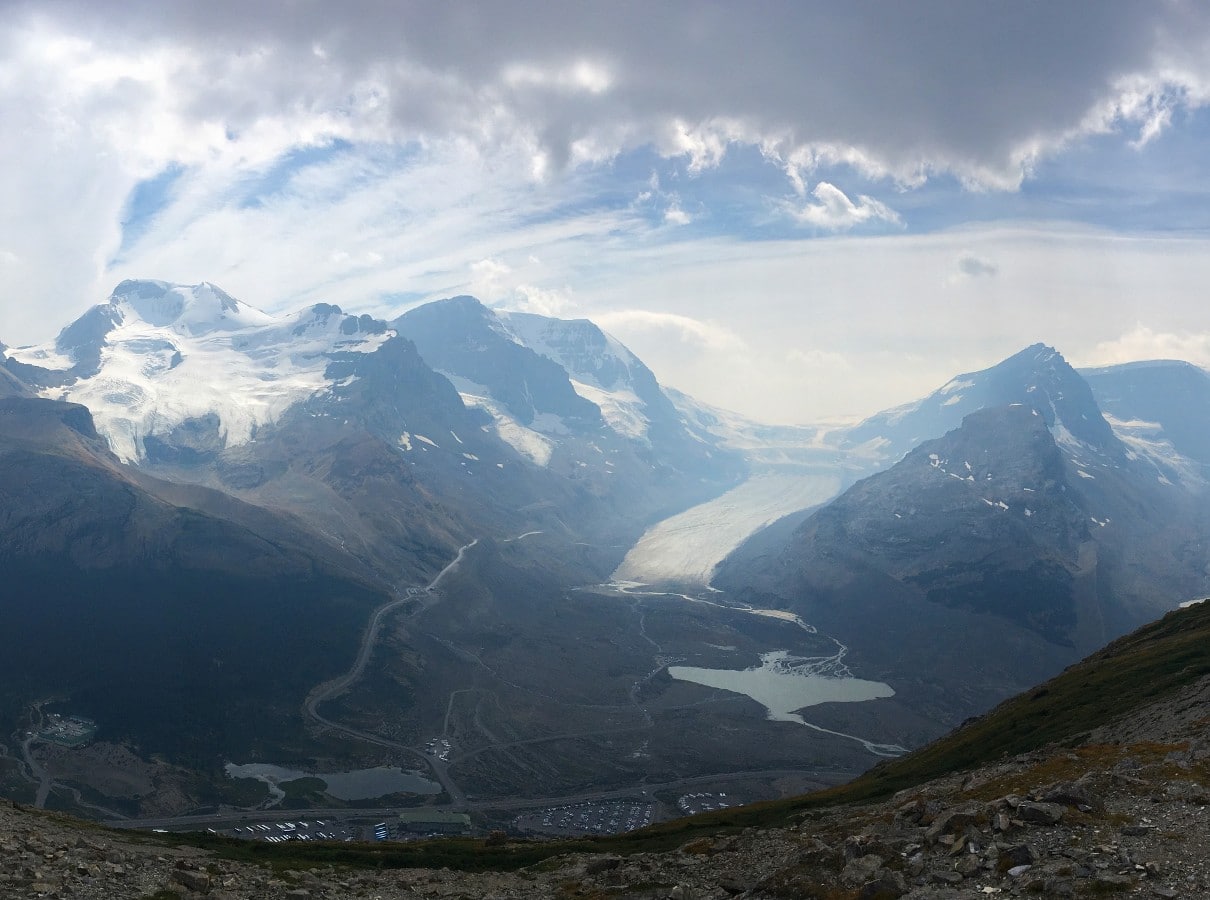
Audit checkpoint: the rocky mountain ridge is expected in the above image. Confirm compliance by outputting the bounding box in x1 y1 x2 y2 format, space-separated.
4 281 744 581
843 344 1120 467
715 345 1210 734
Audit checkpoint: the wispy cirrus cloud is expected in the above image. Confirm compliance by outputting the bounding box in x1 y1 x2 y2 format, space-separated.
592 309 745 352
7 3 1210 422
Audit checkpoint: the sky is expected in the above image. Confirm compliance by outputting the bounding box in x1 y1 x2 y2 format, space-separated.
4 1 1210 423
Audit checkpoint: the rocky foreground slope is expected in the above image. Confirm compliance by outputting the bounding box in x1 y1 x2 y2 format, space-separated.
3 602 1208 899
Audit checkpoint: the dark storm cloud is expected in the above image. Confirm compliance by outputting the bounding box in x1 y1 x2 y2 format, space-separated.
10 0 1210 186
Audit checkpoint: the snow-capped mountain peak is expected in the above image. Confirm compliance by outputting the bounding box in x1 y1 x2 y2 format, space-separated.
394 297 740 480
7 282 394 461
843 343 1120 467
108 279 276 335
496 311 641 394
494 310 658 440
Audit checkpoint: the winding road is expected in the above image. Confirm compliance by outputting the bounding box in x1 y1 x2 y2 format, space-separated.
96 531 894 833
299 540 904 818
302 539 479 807
305 539 479 717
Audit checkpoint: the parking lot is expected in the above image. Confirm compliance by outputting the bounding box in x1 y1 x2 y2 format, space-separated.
219 818 357 843
512 800 654 836
676 791 732 815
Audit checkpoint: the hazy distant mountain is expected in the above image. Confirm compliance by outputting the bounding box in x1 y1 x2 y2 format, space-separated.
495 309 723 469
1082 358 1210 481
716 344 1210 727
394 296 744 533
395 297 604 439
843 343 1118 465
395 297 739 478
666 386 866 477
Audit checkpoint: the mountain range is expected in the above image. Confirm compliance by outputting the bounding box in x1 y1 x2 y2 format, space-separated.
3 279 1210 818
716 343 1210 724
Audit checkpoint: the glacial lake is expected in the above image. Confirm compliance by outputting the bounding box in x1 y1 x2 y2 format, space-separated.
225 763 441 803
668 650 895 726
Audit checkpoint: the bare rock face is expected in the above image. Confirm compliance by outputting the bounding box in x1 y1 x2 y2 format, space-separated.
1041 778 1105 812
0 358 32 397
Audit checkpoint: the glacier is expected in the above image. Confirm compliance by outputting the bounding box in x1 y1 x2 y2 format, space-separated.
613 472 842 586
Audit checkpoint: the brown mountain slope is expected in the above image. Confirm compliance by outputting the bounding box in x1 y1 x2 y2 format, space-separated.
0 397 396 778
1 601 1207 897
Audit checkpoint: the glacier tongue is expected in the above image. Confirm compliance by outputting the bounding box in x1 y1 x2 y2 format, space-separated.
613 472 842 586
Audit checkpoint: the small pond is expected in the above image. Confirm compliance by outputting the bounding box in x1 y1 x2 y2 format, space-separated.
225 762 441 804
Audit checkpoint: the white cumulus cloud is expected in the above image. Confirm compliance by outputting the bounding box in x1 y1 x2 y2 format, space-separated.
788 182 901 231
1089 326 1210 368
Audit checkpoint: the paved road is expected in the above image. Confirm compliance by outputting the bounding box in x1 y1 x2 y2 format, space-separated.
304 539 478 721
301 539 479 807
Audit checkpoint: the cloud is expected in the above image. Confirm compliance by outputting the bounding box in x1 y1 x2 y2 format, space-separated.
1089 326 1210 368
562 224 1210 421
630 172 693 226
470 255 578 318
497 284 574 318
8 2 1210 191
948 252 999 283
787 348 850 370
501 60 614 96
788 182 901 230
592 309 745 352
663 202 692 226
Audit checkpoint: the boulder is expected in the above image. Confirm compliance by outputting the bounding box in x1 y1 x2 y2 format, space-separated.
1017 801 1064 825
1041 779 1105 812
172 868 212 893
841 854 885 886
857 871 907 899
